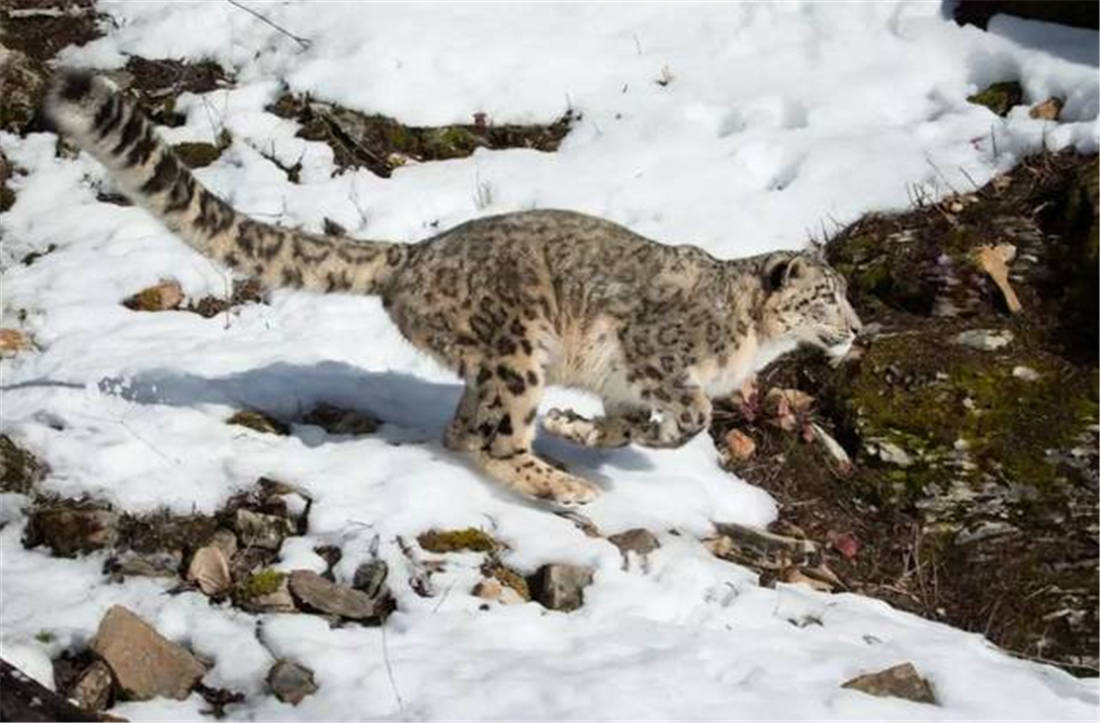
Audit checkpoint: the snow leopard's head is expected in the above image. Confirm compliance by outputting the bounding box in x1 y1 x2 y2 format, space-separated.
757 251 862 362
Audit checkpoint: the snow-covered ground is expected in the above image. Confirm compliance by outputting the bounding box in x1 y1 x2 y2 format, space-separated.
2 2 1098 719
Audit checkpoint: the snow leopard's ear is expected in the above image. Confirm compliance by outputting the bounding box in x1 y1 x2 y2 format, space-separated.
763 253 806 292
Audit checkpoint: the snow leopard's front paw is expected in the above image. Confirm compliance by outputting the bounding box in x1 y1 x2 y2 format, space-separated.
543 408 631 448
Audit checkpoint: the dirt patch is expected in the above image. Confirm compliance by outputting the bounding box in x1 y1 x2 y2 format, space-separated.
712 151 1099 676
267 93 577 178
0 1 106 64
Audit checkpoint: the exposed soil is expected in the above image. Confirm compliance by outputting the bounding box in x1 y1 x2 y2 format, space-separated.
712 151 1099 676
0 1 107 65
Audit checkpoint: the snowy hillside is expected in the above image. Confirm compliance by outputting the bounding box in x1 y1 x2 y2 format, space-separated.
1 1 1098 719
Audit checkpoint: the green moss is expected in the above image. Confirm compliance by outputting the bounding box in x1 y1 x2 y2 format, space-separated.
226 410 289 436
837 332 1097 506
417 527 497 553
34 630 54 644
237 568 286 599
172 141 222 169
967 81 1023 117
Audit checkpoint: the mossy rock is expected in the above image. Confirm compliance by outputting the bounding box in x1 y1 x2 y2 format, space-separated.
0 436 47 494
234 568 287 603
967 81 1023 117
417 527 497 553
172 142 222 169
226 410 289 436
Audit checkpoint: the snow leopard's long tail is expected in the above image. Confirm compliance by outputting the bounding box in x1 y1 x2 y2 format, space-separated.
44 70 408 295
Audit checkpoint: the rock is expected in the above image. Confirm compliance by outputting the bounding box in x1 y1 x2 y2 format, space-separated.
0 435 47 494
226 410 289 436
112 549 182 578
122 281 183 312
472 577 525 605
1012 365 1040 381
707 522 819 572
24 502 119 557
417 527 497 553
187 546 231 596
236 569 296 613
1029 97 1063 121
952 328 1014 351
69 660 113 712
171 141 222 169
92 606 206 701
0 657 98 722
608 528 660 556
486 565 531 601
865 439 914 468
0 328 31 357
529 563 594 612
351 559 389 599
301 403 380 436
288 570 377 620
205 528 238 559
234 509 295 550
229 546 273 581
266 660 317 705
811 423 852 475
841 662 937 705
0 45 48 135
779 567 834 593
724 428 757 460
967 81 1022 117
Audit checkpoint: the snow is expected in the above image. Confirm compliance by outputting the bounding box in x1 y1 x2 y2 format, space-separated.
2 1 1098 719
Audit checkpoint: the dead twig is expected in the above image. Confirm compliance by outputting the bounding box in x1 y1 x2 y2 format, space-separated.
224 0 312 50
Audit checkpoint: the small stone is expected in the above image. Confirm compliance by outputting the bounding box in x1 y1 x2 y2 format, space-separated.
866 439 914 468
69 660 113 712
25 503 120 557
0 328 32 357
1012 365 1040 381
1029 97 1063 121
351 559 389 599
123 281 183 312
529 563 594 612
92 605 206 701
266 660 317 705
608 528 660 556
288 570 377 620
811 424 852 475
234 509 295 550
113 549 182 578
205 528 238 559
724 428 757 460
780 567 834 593
187 546 232 595
952 328 1014 351
841 662 937 705
301 403 380 436
226 410 289 436
473 578 526 605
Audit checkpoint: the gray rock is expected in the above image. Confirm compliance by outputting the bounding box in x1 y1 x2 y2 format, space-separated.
114 549 183 578
608 528 660 555
92 605 206 701
866 439 914 467
69 660 113 712
288 570 377 620
953 328 1014 350
266 660 317 705
352 559 389 599
841 662 937 705
608 529 660 571
24 503 119 557
530 563 594 612
234 509 295 550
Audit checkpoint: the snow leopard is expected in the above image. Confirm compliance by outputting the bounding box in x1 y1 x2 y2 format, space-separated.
45 71 862 506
